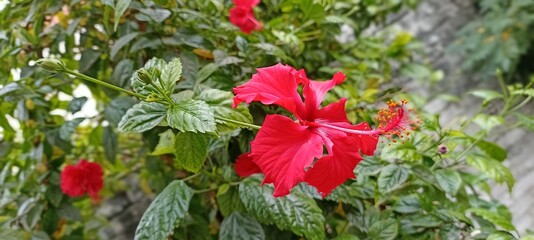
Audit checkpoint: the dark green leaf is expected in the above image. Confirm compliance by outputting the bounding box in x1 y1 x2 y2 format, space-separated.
118 102 166 133
134 180 194 240
45 186 63 207
166 100 216 133
111 59 134 88
217 184 245 217
369 219 398 240
239 176 325 240
355 157 384 176
79 49 100 74
114 0 132 31
218 213 265 240
196 63 218 84
67 97 87 113
435 169 462 195
110 32 139 59
393 195 421 214
59 118 85 141
105 96 136 127
377 164 410 193
103 126 118 163
173 131 209 173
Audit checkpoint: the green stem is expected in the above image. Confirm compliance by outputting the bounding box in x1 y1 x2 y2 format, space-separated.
148 81 175 105
215 116 261 130
194 186 219 194
64 69 145 99
182 173 201 182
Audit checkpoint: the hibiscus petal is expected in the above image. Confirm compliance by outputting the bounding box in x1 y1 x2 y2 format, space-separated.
233 64 304 117
233 0 260 8
301 71 345 113
234 153 262 177
304 136 363 197
229 6 262 34
349 122 379 156
313 98 350 124
250 114 323 197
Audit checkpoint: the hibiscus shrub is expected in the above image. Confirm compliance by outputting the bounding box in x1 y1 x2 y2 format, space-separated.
1 0 532 239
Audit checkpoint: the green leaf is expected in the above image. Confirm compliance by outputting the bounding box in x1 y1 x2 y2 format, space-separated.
473 114 504 131
173 131 209 173
105 96 136 127
151 129 175 155
377 165 410 193
195 89 252 132
114 0 132 31
0 227 28 240
103 126 118 163
68 97 87 113
334 234 360 240
134 180 194 240
435 169 462 195
392 195 421 214
218 212 265 240
487 231 516 240
111 59 134 88
59 118 85 141
160 58 182 93
299 0 325 23
195 63 218 84
239 176 325 240
519 236 534 240
217 184 246 217
469 90 503 103
510 89 534 97
515 113 534 132
368 219 398 240
167 100 216 133
469 208 515 231
118 102 166 133
110 32 139 59
477 140 507 162
466 154 514 190
326 182 375 205
355 157 385 176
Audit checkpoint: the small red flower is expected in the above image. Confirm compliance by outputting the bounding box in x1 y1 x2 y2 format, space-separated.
229 0 262 34
60 160 103 202
233 64 409 197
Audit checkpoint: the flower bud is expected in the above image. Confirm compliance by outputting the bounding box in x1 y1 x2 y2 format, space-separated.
36 58 66 72
437 144 448 154
137 68 152 84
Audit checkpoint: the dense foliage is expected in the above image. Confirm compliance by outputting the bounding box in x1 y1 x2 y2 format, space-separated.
449 0 534 81
1 0 534 239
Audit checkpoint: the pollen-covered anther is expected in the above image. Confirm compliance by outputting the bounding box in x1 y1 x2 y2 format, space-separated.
376 100 418 141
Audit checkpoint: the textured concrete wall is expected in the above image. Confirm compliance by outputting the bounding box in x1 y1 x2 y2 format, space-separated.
397 0 534 233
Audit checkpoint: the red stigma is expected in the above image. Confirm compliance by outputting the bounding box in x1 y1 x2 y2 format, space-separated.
376 100 418 142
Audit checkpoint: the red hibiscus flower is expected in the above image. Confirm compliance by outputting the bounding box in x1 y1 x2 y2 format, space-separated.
60 159 104 202
233 64 409 197
229 0 262 34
